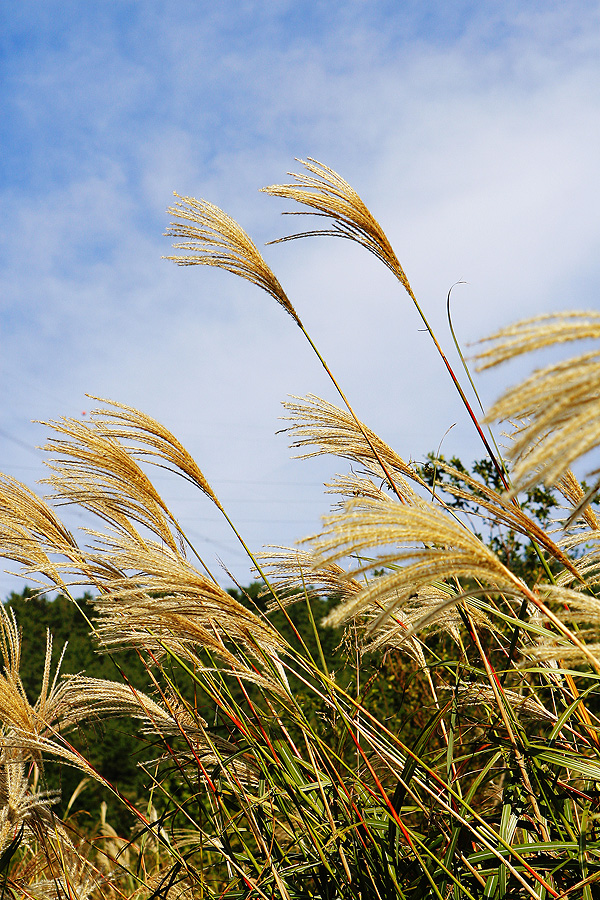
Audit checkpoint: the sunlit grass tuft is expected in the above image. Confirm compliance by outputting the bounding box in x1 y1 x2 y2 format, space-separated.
0 160 599 898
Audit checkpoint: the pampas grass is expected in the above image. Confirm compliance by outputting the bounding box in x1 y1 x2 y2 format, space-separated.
0 160 599 897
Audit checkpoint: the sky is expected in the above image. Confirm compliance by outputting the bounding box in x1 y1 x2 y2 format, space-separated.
1 0 600 597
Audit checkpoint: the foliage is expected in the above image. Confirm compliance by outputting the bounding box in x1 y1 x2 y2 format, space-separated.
0 158 600 898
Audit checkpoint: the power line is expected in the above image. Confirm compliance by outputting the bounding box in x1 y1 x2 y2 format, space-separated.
0 428 42 458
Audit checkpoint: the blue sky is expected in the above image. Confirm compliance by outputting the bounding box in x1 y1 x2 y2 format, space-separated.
1 1 600 596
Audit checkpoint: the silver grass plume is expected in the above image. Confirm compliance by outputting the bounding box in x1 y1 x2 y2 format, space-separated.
262 158 416 299
165 193 302 325
18 849 106 900
254 546 478 661
47 675 188 734
0 605 62 742
37 408 286 685
0 750 57 855
306 495 527 634
256 546 363 609
83 397 223 510
0 474 83 590
365 586 465 652
282 394 426 504
86 531 286 689
0 606 148 781
452 683 556 724
53 678 259 782
528 585 600 665
0 607 108 857
325 472 394 508
555 471 600 587
477 311 600 497
41 415 187 554
431 459 580 578
556 469 600 532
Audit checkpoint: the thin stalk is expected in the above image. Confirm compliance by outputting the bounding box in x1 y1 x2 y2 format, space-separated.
278 641 557 898
464 609 550 841
299 323 410 506
393 274 511 492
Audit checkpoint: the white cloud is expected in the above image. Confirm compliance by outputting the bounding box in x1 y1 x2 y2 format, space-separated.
2 1 600 596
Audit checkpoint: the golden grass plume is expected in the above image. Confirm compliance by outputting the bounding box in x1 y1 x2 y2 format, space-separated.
165 193 301 324
262 158 415 297
306 495 523 634
41 414 186 554
477 311 600 497
85 531 287 690
282 394 425 505
0 474 83 590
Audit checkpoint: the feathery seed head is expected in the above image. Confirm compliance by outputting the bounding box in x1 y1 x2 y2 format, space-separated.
42 415 184 552
308 496 524 633
363 585 471 652
454 683 556 723
85 397 223 510
84 531 287 687
0 607 110 781
282 394 425 504
527 585 600 665
432 459 579 577
262 158 414 297
0 474 82 589
556 469 600 530
256 546 363 608
0 751 57 855
165 193 302 325
477 311 600 497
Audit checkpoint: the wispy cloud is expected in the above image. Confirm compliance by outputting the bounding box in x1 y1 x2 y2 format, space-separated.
1 1 600 595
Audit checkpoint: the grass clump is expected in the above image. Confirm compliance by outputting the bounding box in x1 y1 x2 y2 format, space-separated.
0 159 600 898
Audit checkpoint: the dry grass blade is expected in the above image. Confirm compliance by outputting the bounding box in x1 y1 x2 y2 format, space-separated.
165 193 302 324
476 311 600 495
308 496 524 632
282 394 425 504
262 158 415 297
